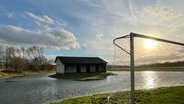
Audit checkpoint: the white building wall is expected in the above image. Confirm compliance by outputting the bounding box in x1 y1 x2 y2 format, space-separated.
56 59 64 74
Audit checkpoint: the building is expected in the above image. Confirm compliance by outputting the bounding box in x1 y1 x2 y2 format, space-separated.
55 56 107 74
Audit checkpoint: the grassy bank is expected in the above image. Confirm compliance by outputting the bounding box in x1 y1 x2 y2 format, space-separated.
51 86 184 104
108 66 184 71
49 72 115 81
0 70 55 79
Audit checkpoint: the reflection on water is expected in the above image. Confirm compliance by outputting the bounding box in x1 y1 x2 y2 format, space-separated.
143 71 156 89
135 71 184 89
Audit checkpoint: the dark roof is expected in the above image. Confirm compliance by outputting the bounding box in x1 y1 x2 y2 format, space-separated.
55 56 107 64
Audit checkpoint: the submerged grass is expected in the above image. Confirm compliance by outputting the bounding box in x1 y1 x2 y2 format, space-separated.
50 86 184 104
49 72 115 81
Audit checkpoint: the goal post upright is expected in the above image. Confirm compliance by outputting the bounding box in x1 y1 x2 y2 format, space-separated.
130 33 135 104
113 33 135 104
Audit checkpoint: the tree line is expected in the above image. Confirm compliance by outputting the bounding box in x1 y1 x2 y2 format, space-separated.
139 61 184 67
0 45 53 73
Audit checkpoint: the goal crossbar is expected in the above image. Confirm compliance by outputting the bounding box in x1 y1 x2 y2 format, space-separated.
131 32 184 46
113 34 130 54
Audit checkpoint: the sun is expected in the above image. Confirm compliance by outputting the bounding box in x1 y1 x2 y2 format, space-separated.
144 39 157 50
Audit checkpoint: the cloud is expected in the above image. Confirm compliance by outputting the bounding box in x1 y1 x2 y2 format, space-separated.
144 5 179 21
0 25 80 49
25 12 68 29
81 36 114 62
135 53 184 64
6 13 15 18
26 12 54 25
96 34 103 41
124 5 184 42
131 5 181 27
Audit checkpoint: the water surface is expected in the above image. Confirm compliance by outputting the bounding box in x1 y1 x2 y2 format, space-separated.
0 71 183 104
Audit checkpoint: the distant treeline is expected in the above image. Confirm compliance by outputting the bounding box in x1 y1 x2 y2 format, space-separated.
139 61 184 67
107 65 129 68
0 45 53 72
108 61 184 68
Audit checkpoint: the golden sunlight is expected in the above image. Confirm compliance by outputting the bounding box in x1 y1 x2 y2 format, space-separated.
144 71 156 89
144 39 157 50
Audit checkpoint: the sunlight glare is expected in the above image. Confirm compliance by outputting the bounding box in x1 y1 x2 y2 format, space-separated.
144 71 156 89
144 39 157 50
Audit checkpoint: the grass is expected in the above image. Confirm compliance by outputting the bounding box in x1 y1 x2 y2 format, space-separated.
0 70 55 79
108 66 184 71
50 86 184 104
49 72 115 81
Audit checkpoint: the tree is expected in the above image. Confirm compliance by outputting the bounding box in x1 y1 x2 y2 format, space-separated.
26 46 50 71
1 45 51 72
21 47 25 59
3 46 28 72
4 46 15 69
0 45 4 66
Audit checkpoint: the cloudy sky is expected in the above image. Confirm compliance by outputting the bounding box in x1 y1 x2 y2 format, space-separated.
1 0 184 63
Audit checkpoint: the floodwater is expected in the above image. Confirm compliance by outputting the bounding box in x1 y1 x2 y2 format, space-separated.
0 71 184 104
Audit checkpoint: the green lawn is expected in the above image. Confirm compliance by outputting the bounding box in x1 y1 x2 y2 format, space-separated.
49 72 115 81
108 66 184 71
50 86 184 104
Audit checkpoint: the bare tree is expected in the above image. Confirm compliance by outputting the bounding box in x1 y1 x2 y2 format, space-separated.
25 46 49 71
0 45 4 66
21 47 25 59
4 46 25 72
4 46 15 69
1 46 51 72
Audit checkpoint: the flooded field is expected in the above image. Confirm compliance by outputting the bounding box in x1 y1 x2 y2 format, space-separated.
0 71 183 104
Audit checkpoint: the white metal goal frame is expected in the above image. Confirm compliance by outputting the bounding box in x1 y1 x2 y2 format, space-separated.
113 32 184 104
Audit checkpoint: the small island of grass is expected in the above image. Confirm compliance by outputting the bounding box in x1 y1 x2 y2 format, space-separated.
49 72 115 81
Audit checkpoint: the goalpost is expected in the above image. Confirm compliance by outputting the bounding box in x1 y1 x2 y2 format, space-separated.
113 32 184 104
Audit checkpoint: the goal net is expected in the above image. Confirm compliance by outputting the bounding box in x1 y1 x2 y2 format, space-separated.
112 32 184 104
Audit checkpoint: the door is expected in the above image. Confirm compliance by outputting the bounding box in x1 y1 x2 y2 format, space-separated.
95 64 99 72
86 64 90 73
77 64 81 73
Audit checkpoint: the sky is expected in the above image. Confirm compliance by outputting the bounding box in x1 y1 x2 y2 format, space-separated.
1 0 184 63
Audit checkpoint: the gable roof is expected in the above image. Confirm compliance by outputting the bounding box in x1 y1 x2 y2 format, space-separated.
55 56 107 64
